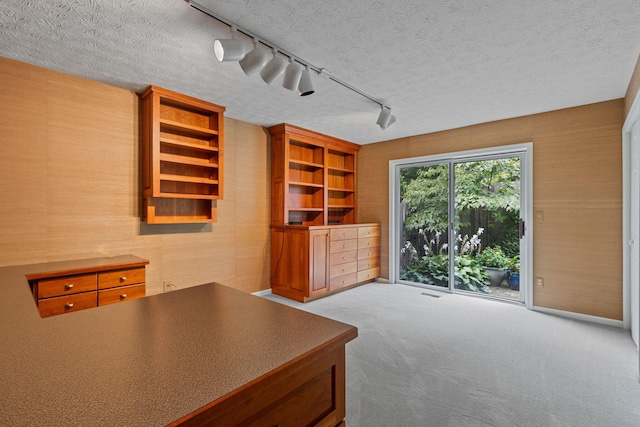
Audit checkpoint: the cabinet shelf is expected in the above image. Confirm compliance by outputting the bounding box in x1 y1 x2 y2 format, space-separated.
159 118 219 138
328 205 355 209
290 181 324 189
289 159 324 169
160 174 219 185
327 166 354 173
289 207 324 212
159 153 219 168
160 137 219 152
328 187 355 193
140 86 225 223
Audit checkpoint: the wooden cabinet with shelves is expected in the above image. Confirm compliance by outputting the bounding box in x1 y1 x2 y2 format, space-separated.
271 224 380 302
269 123 359 226
26 255 149 318
139 86 225 223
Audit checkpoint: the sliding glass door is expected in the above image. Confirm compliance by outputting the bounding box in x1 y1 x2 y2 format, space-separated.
397 151 525 302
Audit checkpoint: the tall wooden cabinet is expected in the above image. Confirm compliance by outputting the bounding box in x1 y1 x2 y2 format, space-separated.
269 124 380 302
139 86 225 223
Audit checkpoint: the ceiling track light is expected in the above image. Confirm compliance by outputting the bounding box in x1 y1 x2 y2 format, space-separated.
239 39 270 76
188 0 396 130
213 26 245 62
260 49 288 85
376 106 397 130
298 66 314 96
282 57 302 91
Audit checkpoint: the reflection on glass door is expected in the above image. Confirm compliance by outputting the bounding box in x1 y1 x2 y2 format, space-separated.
398 155 522 302
399 163 450 288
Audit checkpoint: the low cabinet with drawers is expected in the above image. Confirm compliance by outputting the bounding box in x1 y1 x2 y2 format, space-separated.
271 224 380 302
26 255 149 318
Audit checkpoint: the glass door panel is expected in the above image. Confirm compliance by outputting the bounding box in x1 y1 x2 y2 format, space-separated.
399 163 450 289
453 157 521 299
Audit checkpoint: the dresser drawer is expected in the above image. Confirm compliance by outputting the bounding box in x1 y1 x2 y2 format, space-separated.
329 238 358 254
98 267 146 290
358 225 380 238
37 273 97 299
98 284 146 306
330 250 358 266
358 257 380 271
357 267 379 283
330 273 358 290
358 236 380 250
330 261 357 279
358 246 380 260
330 227 358 241
38 291 98 318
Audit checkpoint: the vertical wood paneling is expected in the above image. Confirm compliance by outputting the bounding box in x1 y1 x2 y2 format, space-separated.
0 57 270 295
359 100 624 320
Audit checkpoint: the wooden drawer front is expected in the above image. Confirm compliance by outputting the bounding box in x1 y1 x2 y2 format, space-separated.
38 291 97 318
358 246 380 260
358 267 379 283
330 273 358 290
329 238 358 254
98 284 146 306
98 267 145 290
330 261 357 279
358 236 380 250
37 273 96 299
358 257 380 272
330 227 358 241
330 250 358 266
358 225 380 238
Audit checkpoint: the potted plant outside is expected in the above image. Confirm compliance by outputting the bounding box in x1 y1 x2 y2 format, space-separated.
475 247 509 287
506 255 520 291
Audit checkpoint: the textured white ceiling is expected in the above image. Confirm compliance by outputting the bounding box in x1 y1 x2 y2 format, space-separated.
1 0 639 144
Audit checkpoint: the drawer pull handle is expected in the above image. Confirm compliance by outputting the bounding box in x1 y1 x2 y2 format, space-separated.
64 303 74 310
120 294 128 300
120 276 127 282
64 284 74 290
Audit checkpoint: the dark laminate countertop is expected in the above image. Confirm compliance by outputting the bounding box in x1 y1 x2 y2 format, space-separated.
0 259 357 426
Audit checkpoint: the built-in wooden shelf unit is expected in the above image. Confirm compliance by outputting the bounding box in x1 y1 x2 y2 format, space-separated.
139 86 225 223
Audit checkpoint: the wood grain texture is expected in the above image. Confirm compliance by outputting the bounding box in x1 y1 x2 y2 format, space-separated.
358 100 624 320
625 54 640 118
0 57 270 295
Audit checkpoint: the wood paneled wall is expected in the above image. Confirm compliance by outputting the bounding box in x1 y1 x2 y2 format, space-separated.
626 54 640 117
0 57 271 295
357 100 624 320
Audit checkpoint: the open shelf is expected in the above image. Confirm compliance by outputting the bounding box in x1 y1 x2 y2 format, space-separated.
139 86 225 223
269 123 360 226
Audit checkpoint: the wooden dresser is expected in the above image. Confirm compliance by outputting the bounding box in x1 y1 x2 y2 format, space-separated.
26 255 149 317
271 223 380 302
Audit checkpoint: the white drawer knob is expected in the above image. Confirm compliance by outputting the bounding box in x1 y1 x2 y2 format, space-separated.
120 276 127 282
120 294 128 300
64 284 74 290
64 303 74 310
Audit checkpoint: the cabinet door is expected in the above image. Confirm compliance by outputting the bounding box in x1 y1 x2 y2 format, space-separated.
308 229 330 298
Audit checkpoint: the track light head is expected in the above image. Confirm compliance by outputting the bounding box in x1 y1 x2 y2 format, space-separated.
260 50 288 85
239 40 270 76
376 107 392 129
214 27 245 62
298 66 315 96
381 114 396 130
282 58 302 91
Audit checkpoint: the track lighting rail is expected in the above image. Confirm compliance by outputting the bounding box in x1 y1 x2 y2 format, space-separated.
186 0 396 129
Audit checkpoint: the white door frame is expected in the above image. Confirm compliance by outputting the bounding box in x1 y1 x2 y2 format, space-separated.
622 89 640 341
389 143 534 308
